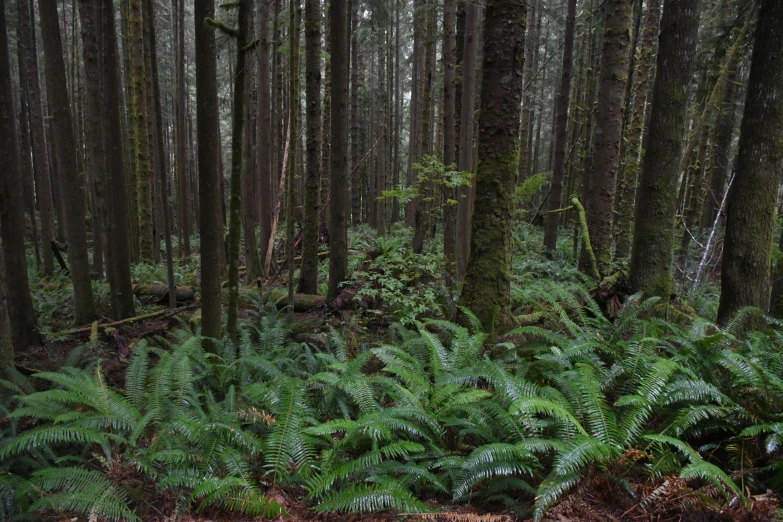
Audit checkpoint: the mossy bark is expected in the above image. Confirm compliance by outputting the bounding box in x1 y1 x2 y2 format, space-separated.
128 0 154 261
298 0 321 295
458 0 526 333
629 0 700 300
39 0 96 325
584 0 633 277
226 0 252 341
718 0 783 324
614 0 661 260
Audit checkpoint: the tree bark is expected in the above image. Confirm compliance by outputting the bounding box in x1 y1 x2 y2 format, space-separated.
0 0 40 352
17 0 56 276
350 5 360 225
442 0 457 283
719 0 783 323
299 0 321 294
542 0 577 252
195 0 223 347
614 0 662 260
458 0 526 333
584 0 633 277
327 0 349 300
412 0 434 254
176 0 191 258
39 0 96 325
376 31 387 236
286 0 301 315
257 0 273 274
629 0 701 299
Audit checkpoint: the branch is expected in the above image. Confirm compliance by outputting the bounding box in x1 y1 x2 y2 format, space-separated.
205 17 238 38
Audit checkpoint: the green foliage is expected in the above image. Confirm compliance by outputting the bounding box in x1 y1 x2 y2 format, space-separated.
381 155 473 210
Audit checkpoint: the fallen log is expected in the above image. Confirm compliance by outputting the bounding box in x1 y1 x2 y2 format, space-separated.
57 304 199 336
269 290 326 312
133 284 196 302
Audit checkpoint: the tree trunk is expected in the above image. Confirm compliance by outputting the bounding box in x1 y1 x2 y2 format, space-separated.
142 0 162 264
258 0 273 272
39 0 96 325
98 0 136 320
285 0 301 315
441 0 457 283
320 2 331 220
719 0 783 323
0 0 40 352
327 0 349 300
542 0 577 252
412 0 434 254
350 5 360 225
456 1 478 281
243 9 261 284
195 0 223 347
614 0 662 260
176 0 191 258
376 33 387 236
458 0 526 333
629 0 701 299
299 0 321 294
17 0 55 276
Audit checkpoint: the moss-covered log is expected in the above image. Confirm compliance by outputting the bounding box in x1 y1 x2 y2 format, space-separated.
133 284 196 302
270 290 326 312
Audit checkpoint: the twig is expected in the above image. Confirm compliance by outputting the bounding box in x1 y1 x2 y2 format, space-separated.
691 174 734 294
264 118 292 276
57 304 199 336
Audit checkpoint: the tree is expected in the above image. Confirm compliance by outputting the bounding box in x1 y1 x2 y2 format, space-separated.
584 0 633 276
17 0 55 276
195 0 223 346
0 0 40 352
327 0 348 300
542 0 577 252
458 0 526 332
98 0 136 319
442 0 457 282
39 0 96 325
718 0 783 323
299 0 321 294
287 0 301 311
629 0 701 299
257 0 273 272
614 0 662 260
176 0 191 259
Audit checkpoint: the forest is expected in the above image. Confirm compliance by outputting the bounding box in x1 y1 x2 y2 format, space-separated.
1 0 783 519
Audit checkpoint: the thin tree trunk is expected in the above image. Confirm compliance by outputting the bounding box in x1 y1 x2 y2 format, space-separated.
243 8 261 283
442 0 457 282
320 2 331 220
286 0 301 313
176 0 191 258
376 32 387 236
542 0 577 252
412 0 434 254
258 0 273 272
350 5 360 225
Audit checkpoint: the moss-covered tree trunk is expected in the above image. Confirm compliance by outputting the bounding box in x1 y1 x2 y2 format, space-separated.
718 0 783 324
298 0 321 294
543 0 577 252
327 0 348 300
0 0 40 352
242 10 261 284
127 0 154 261
614 0 661 260
39 0 96 325
99 0 136 320
458 0 526 333
584 0 633 277
226 0 252 341
17 0 55 276
195 0 223 348
629 0 700 299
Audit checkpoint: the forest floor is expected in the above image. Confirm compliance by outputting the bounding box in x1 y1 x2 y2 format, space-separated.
9 224 783 521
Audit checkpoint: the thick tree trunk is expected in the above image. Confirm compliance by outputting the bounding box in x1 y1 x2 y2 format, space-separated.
98 0 136 320
412 0 434 254
243 9 261 284
614 0 662 260
299 0 321 294
376 34 387 236
320 2 331 220
542 0 577 252
719 0 783 323
286 0 301 313
456 2 478 281
39 0 96 325
350 5 360 225
17 0 55 276
584 0 633 277
142 0 162 264
195 0 223 347
629 0 701 299
327 0 349 300
458 0 525 333
0 0 40 352
258 0 273 272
